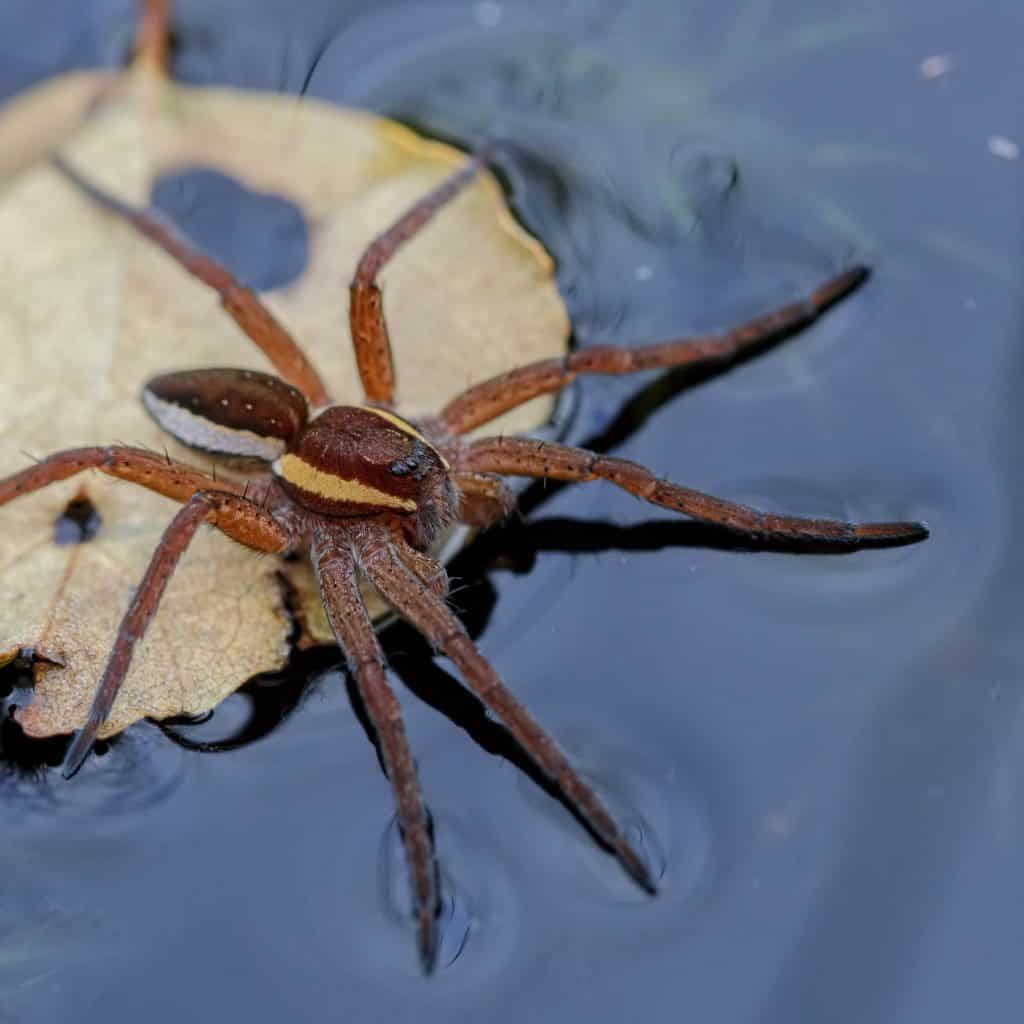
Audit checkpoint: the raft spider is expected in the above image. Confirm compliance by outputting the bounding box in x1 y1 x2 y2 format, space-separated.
0 2 927 971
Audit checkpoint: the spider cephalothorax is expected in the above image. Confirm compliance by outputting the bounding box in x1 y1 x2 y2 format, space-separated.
0 0 928 975
273 406 458 549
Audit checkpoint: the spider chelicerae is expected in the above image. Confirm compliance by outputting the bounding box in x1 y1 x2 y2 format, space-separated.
0 1 927 974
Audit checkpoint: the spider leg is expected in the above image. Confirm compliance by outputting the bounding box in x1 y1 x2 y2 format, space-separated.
350 153 489 406
50 157 331 408
394 543 450 598
438 266 869 435
136 0 171 72
312 526 440 973
353 523 656 893
456 437 928 545
451 471 517 529
62 489 294 777
0 445 258 508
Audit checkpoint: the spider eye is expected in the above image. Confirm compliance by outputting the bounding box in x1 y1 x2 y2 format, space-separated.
386 437 437 481
389 455 421 477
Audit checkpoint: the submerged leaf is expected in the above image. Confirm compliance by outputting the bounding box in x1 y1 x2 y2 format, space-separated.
0 67 569 740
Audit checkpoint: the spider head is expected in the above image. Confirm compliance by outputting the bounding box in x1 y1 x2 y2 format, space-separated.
273 405 457 547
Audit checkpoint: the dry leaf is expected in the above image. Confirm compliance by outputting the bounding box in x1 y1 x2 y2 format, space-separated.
0 67 569 740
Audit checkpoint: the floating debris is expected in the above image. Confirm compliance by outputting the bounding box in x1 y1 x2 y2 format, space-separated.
987 135 1019 160
919 53 956 79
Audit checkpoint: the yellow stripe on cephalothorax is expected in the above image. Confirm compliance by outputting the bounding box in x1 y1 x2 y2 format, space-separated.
273 453 417 511
359 406 450 469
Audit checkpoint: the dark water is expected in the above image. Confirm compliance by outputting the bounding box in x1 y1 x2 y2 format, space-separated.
1 1 1022 1020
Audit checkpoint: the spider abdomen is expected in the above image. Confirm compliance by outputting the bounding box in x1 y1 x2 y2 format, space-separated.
273 406 450 521
143 368 309 460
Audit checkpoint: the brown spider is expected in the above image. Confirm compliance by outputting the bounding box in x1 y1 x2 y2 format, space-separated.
0 2 927 975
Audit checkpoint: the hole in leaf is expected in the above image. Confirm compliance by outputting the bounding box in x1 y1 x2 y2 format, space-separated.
53 492 102 545
151 166 310 290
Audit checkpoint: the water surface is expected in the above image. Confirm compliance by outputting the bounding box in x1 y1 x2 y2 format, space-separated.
1 1 1021 1021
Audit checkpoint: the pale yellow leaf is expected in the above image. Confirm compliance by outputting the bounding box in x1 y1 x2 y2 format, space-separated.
0 68 569 740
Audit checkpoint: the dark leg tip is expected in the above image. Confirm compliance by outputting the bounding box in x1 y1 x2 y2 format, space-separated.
844 263 872 289
636 872 659 897
417 916 439 976
61 727 97 779
852 520 929 545
618 843 659 896
814 264 872 312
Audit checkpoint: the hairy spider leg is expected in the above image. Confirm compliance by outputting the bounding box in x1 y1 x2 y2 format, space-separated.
49 157 331 409
450 470 518 528
392 539 451 598
455 437 927 545
313 529 441 973
349 153 491 406
0 446 256 507
0 445 291 773
60 490 294 777
438 266 869 435
352 522 657 893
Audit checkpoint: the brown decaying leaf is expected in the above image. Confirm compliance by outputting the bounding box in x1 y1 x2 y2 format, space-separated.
0 67 569 740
